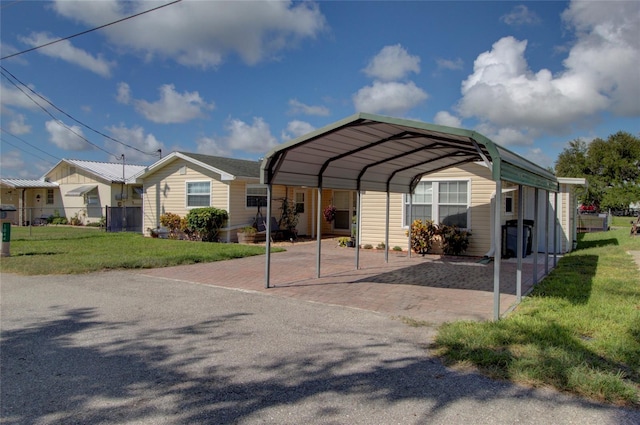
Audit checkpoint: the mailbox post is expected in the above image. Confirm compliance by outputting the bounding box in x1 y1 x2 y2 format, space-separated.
1 205 17 257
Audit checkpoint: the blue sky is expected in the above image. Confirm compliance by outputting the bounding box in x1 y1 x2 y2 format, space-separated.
1 0 639 179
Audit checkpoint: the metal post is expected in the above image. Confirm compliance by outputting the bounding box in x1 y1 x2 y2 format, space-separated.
355 190 361 270
544 190 549 275
385 191 390 263
316 187 322 278
121 154 127 232
516 185 523 303
553 192 558 267
408 193 413 258
493 180 502 321
533 188 539 285
265 184 272 288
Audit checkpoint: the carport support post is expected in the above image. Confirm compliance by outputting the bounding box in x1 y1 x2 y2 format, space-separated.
493 179 502 321
355 190 361 269
545 190 550 275
408 193 413 258
533 188 539 285
553 192 558 267
516 184 523 303
385 191 390 263
265 184 273 289
316 187 322 278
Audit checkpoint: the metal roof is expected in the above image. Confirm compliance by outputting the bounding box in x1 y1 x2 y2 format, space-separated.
44 159 148 183
261 113 558 193
0 178 59 189
135 151 262 181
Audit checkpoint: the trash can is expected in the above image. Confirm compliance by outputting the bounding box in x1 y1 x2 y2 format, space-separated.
502 219 534 259
1 204 17 257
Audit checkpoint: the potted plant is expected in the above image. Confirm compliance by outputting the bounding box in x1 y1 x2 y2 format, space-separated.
323 204 336 223
237 226 257 244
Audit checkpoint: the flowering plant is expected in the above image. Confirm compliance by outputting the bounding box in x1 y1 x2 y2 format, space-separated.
323 204 337 223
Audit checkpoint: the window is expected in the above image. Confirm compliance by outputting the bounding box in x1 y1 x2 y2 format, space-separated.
46 189 54 205
186 181 210 207
246 185 267 208
86 193 99 205
132 186 143 200
505 193 513 215
405 180 470 229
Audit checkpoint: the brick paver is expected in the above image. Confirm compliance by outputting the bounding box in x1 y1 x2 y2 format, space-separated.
139 238 554 324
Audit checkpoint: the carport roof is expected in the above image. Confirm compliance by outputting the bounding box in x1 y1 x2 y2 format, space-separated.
261 113 558 193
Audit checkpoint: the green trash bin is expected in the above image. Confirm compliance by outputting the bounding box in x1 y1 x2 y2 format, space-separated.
1 204 16 257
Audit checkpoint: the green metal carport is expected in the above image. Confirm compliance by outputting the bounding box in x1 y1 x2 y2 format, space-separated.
261 113 559 320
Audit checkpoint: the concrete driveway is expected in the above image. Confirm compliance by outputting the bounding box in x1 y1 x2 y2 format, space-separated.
2 269 638 424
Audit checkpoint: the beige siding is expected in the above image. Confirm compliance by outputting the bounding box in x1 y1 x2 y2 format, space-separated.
360 163 495 256
142 158 231 236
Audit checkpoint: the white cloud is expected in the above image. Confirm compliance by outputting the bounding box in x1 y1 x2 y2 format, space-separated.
363 44 420 81
8 114 31 135
288 99 329 116
500 5 541 26
474 123 534 147
134 84 214 124
196 136 229 157
116 82 131 104
106 124 164 163
0 82 48 111
353 81 428 116
561 0 640 116
19 32 114 78
436 57 464 71
52 0 327 69
225 117 278 153
197 117 279 156
0 42 28 65
281 120 315 141
457 1 640 139
0 150 26 177
45 120 92 151
433 111 462 128
523 147 554 170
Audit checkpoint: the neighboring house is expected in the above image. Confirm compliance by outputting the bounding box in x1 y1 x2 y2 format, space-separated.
136 151 315 242
0 179 60 225
0 158 147 227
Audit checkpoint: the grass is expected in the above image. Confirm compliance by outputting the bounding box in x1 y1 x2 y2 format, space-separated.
433 226 640 407
0 226 283 275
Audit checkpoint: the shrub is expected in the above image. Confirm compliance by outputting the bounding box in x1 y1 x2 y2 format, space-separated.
48 210 68 225
237 226 257 234
338 236 350 247
392 246 403 251
438 224 472 255
376 242 385 250
409 219 437 255
160 212 187 239
185 207 228 242
363 243 373 249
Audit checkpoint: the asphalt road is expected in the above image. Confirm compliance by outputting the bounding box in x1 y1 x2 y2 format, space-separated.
1 271 638 424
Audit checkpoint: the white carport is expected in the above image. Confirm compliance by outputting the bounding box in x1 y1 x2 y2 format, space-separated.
261 113 558 320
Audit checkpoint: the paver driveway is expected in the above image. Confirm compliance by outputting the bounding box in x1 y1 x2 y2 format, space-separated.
140 238 554 324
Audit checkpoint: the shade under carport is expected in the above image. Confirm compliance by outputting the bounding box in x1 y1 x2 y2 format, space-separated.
260 113 559 320
65 185 97 196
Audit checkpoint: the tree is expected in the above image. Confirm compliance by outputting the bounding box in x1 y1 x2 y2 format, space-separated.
555 131 640 211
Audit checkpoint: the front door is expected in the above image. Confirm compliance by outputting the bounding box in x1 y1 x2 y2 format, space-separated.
294 190 307 236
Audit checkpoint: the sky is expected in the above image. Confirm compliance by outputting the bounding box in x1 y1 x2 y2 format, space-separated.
1 0 639 179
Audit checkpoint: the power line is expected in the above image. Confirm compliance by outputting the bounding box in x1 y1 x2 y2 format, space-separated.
0 69 117 157
0 127 61 161
1 65 157 157
0 0 25 10
0 0 182 60
0 136 57 165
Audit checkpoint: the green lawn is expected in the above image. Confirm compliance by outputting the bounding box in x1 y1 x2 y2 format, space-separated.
0 226 283 275
434 227 640 407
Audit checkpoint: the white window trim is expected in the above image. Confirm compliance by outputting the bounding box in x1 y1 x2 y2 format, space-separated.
185 180 211 209
245 184 268 209
403 178 471 230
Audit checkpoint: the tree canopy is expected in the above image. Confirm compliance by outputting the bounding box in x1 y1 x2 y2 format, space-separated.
555 131 640 211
